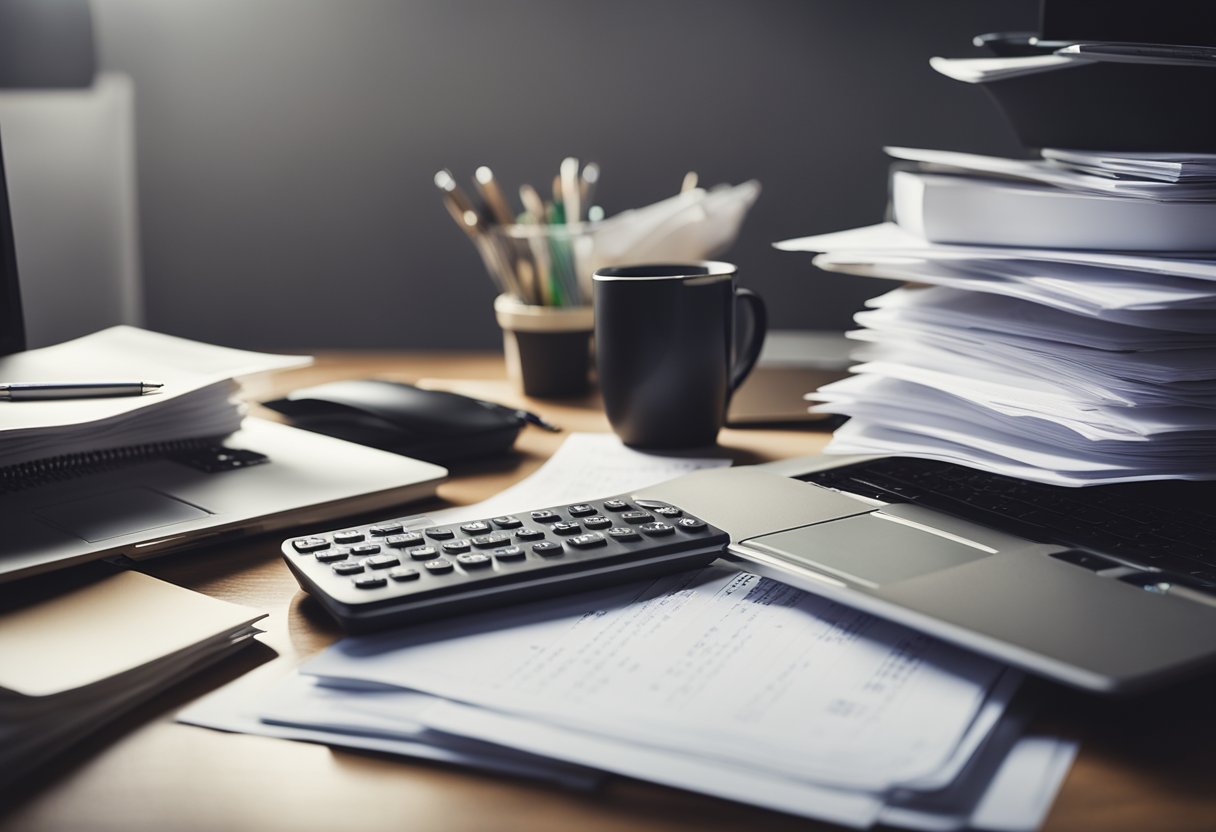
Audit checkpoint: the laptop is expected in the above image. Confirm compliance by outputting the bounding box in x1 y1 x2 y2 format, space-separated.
639 453 1216 694
0 134 446 584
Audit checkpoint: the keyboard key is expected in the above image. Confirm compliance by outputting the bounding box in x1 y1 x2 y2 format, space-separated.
552 521 581 535
425 527 456 540
385 533 424 548
603 499 631 511
368 523 404 536
531 540 563 556
568 504 596 517
531 510 561 523
408 546 439 561
607 527 641 542
621 511 653 524
568 532 606 549
292 537 330 553
442 540 472 554
493 545 526 561
388 566 420 582
457 552 493 568
460 521 492 534
350 544 382 556
676 517 706 531
653 506 683 518
515 527 545 541
583 516 611 529
353 575 387 589
366 554 401 569
472 533 513 549
316 549 349 563
333 562 365 575
423 558 455 574
491 516 522 529
640 522 675 536
333 530 365 544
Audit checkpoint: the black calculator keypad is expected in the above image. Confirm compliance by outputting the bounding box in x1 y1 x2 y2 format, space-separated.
282 493 728 633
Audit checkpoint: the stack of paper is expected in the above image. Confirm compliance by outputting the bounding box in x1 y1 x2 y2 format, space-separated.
1042 149 1216 184
0 569 265 788
776 147 1216 487
0 326 311 469
180 435 1076 830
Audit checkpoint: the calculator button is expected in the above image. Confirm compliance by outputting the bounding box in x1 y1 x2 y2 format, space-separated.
640 522 675 536
515 527 545 541
653 506 682 518
315 549 349 563
493 546 526 561
408 546 440 561
456 552 493 569
583 515 611 530
389 567 420 582
386 533 424 548
442 540 472 554
568 532 607 549
552 521 581 535
460 521 492 534
530 510 561 523
366 554 401 569
603 500 630 512
332 562 365 575
350 544 382 556
607 527 641 542
293 537 330 553
677 517 707 531
423 558 455 574
333 530 365 544
621 511 653 524
353 575 387 589
425 527 456 540
368 523 404 536
491 516 522 529
567 504 596 517
472 533 513 548
531 541 563 556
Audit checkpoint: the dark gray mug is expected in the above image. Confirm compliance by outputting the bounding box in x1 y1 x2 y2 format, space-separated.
593 262 767 448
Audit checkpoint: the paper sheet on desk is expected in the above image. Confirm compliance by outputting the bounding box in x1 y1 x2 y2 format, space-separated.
413 433 731 529
175 666 603 790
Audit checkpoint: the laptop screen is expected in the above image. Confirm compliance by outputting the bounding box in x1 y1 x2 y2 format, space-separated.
0 131 26 357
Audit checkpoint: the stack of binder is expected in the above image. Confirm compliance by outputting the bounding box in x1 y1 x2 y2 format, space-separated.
776 5 1216 487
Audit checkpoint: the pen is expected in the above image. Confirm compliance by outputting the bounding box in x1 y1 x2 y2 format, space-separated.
0 382 164 401
473 166 515 226
1057 42 1216 68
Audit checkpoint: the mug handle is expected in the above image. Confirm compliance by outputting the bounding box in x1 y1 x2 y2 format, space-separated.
729 288 768 392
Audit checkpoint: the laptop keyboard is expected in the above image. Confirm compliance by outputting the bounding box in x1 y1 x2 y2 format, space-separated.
800 458 1216 588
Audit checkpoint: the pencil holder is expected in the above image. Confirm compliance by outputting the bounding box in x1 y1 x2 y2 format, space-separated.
493 294 594 398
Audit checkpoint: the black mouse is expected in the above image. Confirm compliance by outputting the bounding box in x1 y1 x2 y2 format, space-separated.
262 379 544 464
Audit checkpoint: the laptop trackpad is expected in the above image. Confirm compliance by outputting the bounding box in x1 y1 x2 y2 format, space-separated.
743 512 993 588
35 487 212 542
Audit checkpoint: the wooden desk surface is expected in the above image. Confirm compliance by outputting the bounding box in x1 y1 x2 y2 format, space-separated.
3 353 1214 832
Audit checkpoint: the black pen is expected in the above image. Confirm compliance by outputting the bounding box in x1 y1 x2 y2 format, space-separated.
0 382 165 401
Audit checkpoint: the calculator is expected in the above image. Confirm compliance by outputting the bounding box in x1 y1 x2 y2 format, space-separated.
282 495 729 632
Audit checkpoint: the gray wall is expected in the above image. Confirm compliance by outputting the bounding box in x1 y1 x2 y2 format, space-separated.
90 0 1036 351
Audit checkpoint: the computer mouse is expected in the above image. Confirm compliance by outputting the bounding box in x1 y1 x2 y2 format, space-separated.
262 379 545 464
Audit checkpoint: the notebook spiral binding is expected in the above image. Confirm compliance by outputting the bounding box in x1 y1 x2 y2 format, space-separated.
0 436 225 493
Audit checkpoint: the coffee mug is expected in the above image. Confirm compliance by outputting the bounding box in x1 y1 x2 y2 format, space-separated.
593 262 767 448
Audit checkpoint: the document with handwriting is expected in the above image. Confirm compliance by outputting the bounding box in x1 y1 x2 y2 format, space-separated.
305 566 1011 792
